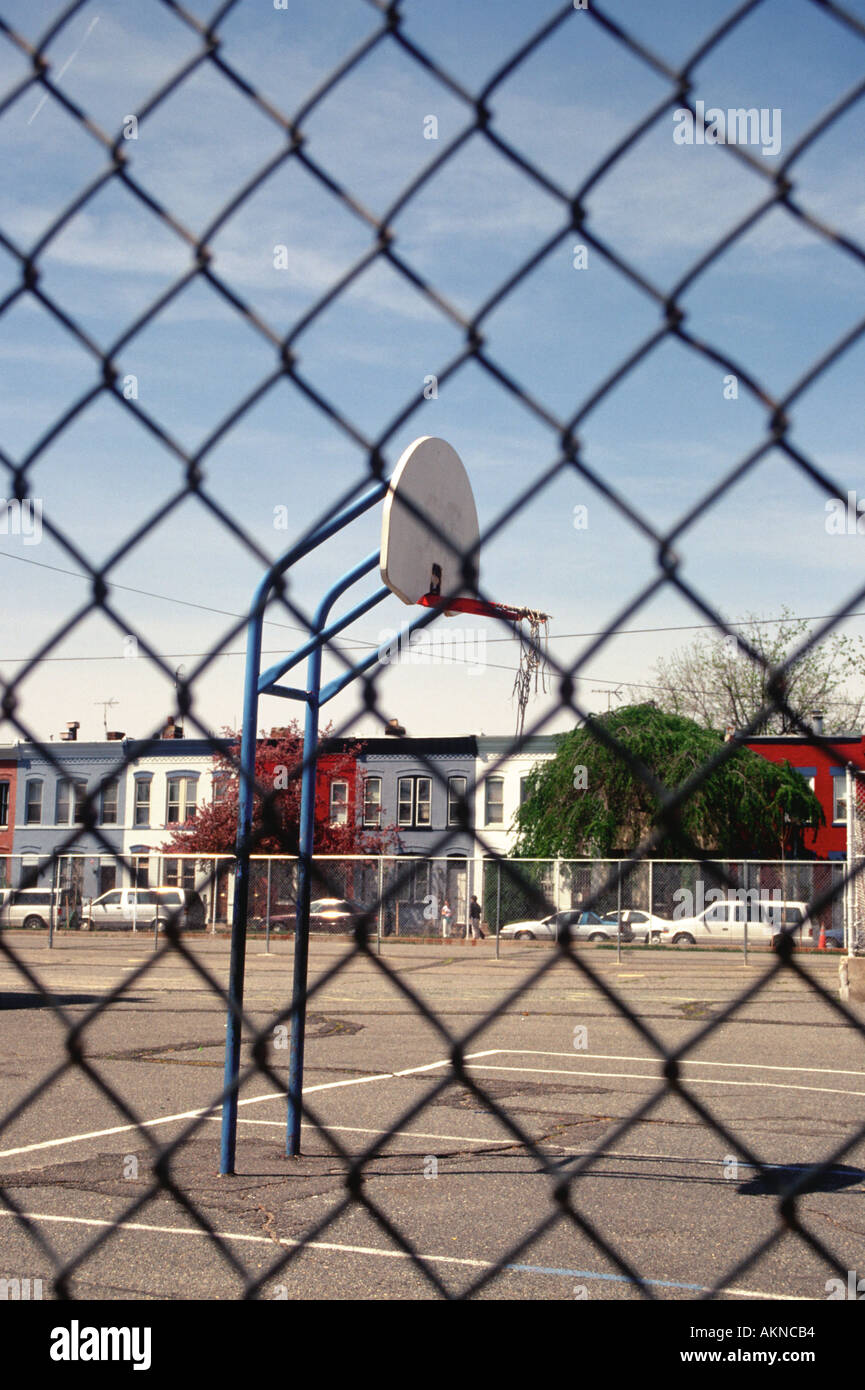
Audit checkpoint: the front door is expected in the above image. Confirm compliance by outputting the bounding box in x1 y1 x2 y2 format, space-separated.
446 860 468 935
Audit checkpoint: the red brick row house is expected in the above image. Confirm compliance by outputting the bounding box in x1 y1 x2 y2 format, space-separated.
744 733 865 860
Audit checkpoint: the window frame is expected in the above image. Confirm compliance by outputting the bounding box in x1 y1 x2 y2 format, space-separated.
362 776 382 829
25 780 43 826
100 778 119 826
484 776 505 826
329 779 349 826
397 776 432 828
166 774 198 825
133 776 152 828
57 778 88 825
447 775 469 828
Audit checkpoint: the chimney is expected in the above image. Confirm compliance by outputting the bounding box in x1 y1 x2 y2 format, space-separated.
60 720 80 742
161 716 184 740
812 711 824 736
106 730 125 741
385 718 406 738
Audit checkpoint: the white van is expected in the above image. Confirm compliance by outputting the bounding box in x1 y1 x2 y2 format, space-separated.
661 898 809 947
0 888 65 930
82 887 205 931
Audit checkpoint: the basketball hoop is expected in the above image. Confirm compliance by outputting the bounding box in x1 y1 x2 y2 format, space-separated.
379 438 550 733
418 593 551 734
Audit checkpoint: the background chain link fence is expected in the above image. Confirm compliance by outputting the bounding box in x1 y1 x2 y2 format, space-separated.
1 0 865 1301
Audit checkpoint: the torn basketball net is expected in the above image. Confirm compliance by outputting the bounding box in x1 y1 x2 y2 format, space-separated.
418 593 551 735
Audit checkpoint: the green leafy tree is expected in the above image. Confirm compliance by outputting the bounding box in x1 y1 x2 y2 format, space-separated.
513 704 824 858
647 608 865 735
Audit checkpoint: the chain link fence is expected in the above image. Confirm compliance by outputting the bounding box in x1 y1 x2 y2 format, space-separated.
2 0 865 1301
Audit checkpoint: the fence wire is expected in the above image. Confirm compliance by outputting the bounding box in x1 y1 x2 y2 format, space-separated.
1 0 865 1301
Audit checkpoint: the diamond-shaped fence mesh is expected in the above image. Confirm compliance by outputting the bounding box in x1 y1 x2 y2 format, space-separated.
2 0 865 1304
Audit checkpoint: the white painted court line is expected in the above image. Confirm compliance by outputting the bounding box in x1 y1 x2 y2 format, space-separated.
6 1045 863 1162
225 1123 862 1180
0 1210 813 1300
468 1064 865 1099
0 1052 498 1160
486 1050 865 1078
225 1119 510 1145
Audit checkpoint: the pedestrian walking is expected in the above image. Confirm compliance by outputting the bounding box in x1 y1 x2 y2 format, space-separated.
468 894 484 939
441 898 453 939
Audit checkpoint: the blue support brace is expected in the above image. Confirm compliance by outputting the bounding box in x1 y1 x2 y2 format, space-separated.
219 485 451 1173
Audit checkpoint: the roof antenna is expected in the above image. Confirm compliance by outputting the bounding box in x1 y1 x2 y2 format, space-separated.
94 698 118 737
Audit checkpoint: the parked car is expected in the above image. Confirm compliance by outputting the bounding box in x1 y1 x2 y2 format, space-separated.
268 898 372 934
657 899 809 947
0 888 66 930
82 888 205 932
499 910 621 942
819 925 845 949
599 909 670 943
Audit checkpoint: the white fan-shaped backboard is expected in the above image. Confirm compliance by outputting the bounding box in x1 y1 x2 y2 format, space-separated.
380 437 480 606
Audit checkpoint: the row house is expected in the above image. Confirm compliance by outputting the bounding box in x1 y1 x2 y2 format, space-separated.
4 725 560 928
355 737 478 928
744 731 865 860
10 728 226 907
0 744 17 888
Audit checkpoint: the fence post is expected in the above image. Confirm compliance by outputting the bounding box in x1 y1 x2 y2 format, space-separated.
265 858 272 954
377 856 383 955
49 856 57 949
495 859 501 961
851 761 856 956
616 864 622 963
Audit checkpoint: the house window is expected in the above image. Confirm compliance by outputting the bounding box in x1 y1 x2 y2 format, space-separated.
56 779 87 825
167 775 197 824
134 777 152 827
520 776 531 805
833 778 848 825
164 857 195 890
395 858 430 901
397 777 431 827
448 776 468 828
330 780 349 826
794 766 816 798
132 855 150 888
20 855 40 888
212 773 230 804
100 779 119 825
485 777 504 826
362 777 382 828
25 780 43 825
0 782 8 828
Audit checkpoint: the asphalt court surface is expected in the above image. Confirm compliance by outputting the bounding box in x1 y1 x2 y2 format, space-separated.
1 933 864 1300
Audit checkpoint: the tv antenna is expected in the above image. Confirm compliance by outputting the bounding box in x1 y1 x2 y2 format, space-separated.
593 686 623 713
94 698 118 735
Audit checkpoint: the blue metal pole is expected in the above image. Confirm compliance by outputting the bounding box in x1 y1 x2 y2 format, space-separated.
219 603 265 1175
220 488 447 1169
218 486 384 1175
284 552 386 1157
285 643 321 1157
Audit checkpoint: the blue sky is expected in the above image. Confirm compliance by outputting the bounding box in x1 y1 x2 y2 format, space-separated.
1 0 864 748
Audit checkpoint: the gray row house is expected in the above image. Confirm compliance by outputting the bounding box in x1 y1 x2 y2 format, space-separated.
3 723 557 930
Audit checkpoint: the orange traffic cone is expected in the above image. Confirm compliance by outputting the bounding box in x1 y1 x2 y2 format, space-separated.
817 924 826 950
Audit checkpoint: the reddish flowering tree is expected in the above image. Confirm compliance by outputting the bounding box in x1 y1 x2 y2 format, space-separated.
161 724 400 857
